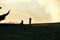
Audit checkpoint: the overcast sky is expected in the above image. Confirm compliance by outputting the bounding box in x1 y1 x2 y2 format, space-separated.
0 0 60 24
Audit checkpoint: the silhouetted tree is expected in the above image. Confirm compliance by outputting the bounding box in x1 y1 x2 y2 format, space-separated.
29 17 32 24
0 10 10 21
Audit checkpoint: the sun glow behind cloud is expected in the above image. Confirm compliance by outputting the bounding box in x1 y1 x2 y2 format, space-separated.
38 0 60 22
0 0 60 24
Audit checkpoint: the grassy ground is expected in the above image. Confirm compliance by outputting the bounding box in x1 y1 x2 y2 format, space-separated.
0 24 32 40
32 23 60 40
0 23 60 40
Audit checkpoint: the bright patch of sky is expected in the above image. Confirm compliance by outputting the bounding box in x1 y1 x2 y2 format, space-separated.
0 0 60 23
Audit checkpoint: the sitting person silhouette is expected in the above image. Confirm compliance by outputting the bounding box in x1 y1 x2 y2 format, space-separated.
20 20 24 25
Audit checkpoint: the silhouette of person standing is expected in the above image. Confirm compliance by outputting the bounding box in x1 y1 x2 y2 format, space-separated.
0 7 2 9
29 17 32 24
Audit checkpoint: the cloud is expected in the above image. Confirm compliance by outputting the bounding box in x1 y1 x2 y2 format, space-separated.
0 0 60 23
0 0 33 3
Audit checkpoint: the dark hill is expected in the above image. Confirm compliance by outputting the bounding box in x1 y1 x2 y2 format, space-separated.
0 22 60 40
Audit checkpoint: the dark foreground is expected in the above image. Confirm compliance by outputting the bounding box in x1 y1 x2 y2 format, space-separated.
0 23 60 40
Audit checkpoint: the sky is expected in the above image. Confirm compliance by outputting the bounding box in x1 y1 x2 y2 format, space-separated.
0 0 60 24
